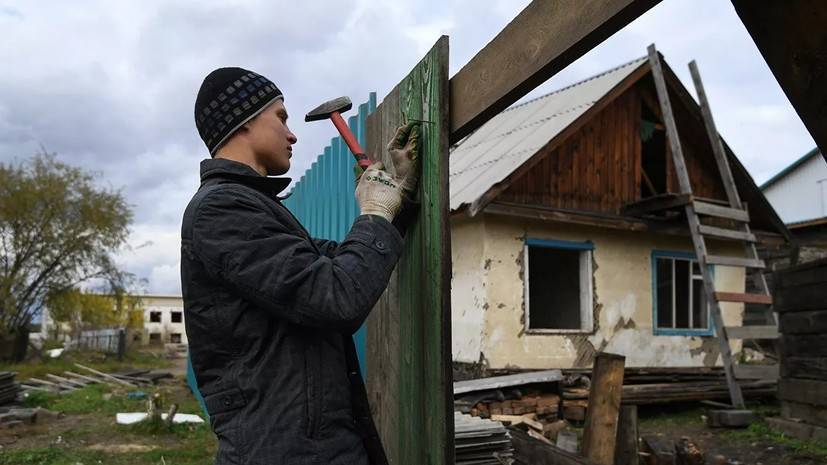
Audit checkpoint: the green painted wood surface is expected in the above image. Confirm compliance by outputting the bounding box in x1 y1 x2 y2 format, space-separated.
365 36 453 465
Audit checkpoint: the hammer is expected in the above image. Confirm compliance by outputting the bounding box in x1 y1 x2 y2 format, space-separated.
305 96 370 170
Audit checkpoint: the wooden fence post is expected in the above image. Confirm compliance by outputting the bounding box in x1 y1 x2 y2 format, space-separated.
582 352 626 465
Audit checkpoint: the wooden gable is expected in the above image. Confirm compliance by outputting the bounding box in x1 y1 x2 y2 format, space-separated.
498 78 730 214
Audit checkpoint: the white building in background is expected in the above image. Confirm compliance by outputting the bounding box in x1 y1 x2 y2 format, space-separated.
761 148 827 224
141 295 187 345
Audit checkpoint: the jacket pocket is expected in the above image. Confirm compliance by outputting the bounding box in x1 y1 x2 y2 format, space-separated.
204 387 248 464
305 340 322 439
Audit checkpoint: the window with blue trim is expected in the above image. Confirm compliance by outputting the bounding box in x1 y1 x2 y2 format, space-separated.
652 251 712 335
524 238 594 333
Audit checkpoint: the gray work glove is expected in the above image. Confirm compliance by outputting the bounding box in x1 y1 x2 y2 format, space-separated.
355 162 404 222
355 122 421 221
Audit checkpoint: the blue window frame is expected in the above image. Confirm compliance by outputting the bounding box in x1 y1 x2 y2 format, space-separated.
651 250 714 336
524 238 595 334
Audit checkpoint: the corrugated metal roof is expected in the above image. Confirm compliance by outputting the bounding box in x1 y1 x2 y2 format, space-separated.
449 56 648 212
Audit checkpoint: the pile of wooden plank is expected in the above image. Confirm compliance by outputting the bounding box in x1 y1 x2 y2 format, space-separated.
0 372 21 405
454 412 514 465
20 364 173 394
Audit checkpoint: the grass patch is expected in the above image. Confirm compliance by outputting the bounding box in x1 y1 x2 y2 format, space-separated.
0 348 171 382
20 383 146 415
724 420 827 459
638 405 706 429
0 445 215 465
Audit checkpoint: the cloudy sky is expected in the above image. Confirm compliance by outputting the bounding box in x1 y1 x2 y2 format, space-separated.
1 0 816 295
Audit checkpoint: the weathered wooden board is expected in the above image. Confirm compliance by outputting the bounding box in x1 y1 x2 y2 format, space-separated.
449 0 661 142
781 334 827 358
778 378 827 407
774 258 827 289
614 405 639 465
774 282 827 312
779 309 827 334
782 400 827 427
780 356 827 381
364 36 452 465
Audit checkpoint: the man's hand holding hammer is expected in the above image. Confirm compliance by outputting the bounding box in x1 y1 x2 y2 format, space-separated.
356 122 420 223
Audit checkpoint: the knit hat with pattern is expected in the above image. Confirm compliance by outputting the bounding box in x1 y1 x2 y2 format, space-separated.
194 67 283 155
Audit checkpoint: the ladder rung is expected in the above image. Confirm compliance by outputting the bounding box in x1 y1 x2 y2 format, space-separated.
725 325 778 339
715 292 773 305
693 201 750 222
734 364 779 380
698 225 756 242
706 255 765 269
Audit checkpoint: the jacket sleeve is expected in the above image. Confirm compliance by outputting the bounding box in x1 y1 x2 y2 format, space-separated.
312 239 339 258
190 188 403 334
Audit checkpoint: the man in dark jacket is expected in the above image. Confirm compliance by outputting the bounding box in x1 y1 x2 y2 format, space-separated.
182 67 419 465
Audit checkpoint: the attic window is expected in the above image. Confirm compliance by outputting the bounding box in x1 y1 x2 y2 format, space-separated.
640 103 667 197
524 238 594 333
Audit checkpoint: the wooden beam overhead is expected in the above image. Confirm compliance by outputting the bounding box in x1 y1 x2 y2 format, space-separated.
449 0 661 143
731 0 827 161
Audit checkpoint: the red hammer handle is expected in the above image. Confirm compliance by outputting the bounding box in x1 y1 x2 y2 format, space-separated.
330 112 371 170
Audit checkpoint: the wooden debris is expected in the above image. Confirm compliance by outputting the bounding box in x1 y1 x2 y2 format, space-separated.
0 372 22 405
563 399 587 422
675 437 704 465
74 363 136 387
556 431 579 454
640 434 676 465
165 403 179 428
509 427 593 465
705 410 755 428
614 405 639 465
0 407 62 427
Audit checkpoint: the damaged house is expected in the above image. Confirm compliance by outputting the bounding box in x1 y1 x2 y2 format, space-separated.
449 53 790 370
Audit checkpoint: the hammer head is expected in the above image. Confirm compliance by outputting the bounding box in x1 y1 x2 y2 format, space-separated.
305 96 353 122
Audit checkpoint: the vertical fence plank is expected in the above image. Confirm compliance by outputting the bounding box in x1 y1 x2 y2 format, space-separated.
365 36 452 465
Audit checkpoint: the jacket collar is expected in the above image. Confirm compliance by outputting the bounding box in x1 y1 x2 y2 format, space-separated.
200 158 291 197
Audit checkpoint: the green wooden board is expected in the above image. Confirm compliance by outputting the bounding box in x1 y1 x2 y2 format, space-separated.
365 36 452 465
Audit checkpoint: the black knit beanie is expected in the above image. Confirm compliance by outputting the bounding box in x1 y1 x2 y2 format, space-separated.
194 67 283 155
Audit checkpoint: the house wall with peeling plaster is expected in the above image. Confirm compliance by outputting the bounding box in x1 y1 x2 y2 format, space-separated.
450 214 745 369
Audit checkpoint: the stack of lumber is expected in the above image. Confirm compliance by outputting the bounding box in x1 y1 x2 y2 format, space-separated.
0 372 21 405
474 394 565 441
769 258 827 441
454 412 514 464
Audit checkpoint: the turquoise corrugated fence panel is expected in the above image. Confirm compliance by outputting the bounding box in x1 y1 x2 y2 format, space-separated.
282 93 377 374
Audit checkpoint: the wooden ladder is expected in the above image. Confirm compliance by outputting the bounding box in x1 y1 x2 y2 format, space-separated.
647 45 778 409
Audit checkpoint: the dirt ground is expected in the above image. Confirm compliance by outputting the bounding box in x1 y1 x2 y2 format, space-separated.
637 403 827 465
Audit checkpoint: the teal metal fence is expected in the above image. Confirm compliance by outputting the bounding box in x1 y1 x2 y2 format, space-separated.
187 93 377 417
283 92 377 373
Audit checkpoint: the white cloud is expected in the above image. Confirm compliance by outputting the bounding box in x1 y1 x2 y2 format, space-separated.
0 0 815 294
